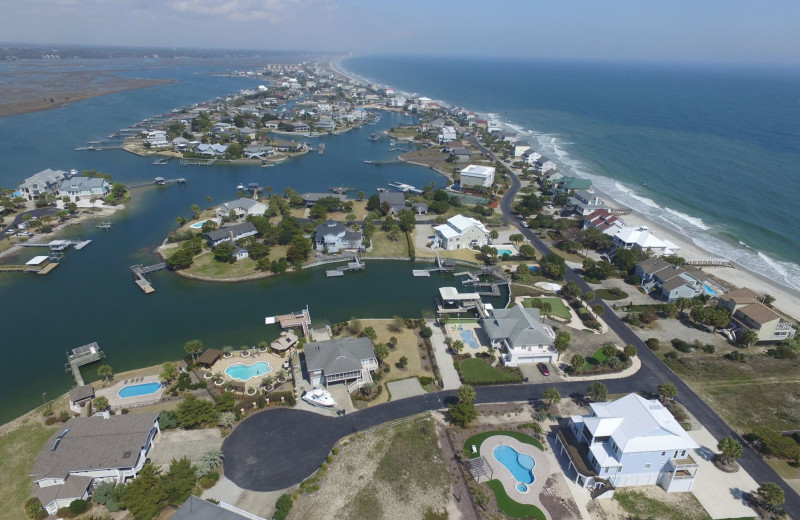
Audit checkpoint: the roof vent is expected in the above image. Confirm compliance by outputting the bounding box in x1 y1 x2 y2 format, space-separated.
122 451 132 459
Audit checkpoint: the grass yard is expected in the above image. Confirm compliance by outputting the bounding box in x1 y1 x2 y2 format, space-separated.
185 251 260 278
458 358 522 385
0 417 62 520
595 288 628 300
364 230 409 258
522 297 571 320
388 126 420 139
463 431 544 459
583 347 610 370
612 489 712 520
486 480 546 520
290 415 452 520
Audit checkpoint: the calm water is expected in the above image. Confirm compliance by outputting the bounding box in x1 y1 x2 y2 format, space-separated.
0 58 466 423
345 56 800 290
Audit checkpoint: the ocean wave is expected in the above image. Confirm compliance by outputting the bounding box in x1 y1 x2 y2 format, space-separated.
664 207 710 230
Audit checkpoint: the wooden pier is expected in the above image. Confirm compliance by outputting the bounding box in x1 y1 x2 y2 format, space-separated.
0 262 59 275
65 342 105 386
128 178 187 189
365 159 405 166
130 263 166 293
265 306 311 337
325 256 365 277
686 260 735 268
180 158 216 166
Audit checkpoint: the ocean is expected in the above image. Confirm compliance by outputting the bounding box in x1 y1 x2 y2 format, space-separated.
344 56 800 291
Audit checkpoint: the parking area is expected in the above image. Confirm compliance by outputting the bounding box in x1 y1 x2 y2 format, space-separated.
519 361 560 383
386 378 426 400
150 429 223 469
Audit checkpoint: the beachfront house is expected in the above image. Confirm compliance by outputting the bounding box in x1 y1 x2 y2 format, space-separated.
317 118 336 131
30 414 160 516
301 192 347 208
635 258 708 301
719 288 796 343
568 190 610 216
514 142 531 157
314 220 363 253
481 304 557 366
303 337 379 391
214 198 267 220
612 226 680 257
59 176 111 202
583 209 626 235
19 168 73 201
433 214 490 250
554 177 592 195
205 222 258 247
459 165 495 189
378 191 406 214
555 393 699 493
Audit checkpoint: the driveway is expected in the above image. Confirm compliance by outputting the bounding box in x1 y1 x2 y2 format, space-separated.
387 377 426 400
426 319 461 390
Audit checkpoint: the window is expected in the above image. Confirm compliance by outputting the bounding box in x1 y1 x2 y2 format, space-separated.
680 450 686 457
661 451 666 456
644 463 651 469
603 468 608 474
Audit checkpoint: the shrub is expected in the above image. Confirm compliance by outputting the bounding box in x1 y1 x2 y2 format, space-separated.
418 376 435 386
59 410 71 423
268 391 296 406
45 416 58 425
158 410 179 429
746 427 800 460
663 351 679 360
701 343 716 354
671 338 692 353
274 494 293 520
724 351 747 363
767 346 796 360
25 498 44 520
69 499 88 515
646 338 660 351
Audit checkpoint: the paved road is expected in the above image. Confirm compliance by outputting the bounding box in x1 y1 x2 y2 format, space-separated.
224 138 799 513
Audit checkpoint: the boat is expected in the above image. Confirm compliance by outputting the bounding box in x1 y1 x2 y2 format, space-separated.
301 387 336 408
152 158 170 165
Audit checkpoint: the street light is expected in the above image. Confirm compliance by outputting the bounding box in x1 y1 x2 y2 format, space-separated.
42 392 47 405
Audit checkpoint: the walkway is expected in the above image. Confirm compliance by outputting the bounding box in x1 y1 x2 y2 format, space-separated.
426 319 461 390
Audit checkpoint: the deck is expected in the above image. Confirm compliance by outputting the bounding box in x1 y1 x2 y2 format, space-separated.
65 341 106 385
130 263 166 293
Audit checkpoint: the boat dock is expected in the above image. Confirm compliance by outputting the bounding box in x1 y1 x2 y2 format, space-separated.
388 182 423 194
128 177 187 189
412 269 431 277
325 256 365 277
365 159 405 166
130 263 166 294
65 341 106 386
96 221 113 230
265 306 311 337
180 158 216 166
74 240 92 250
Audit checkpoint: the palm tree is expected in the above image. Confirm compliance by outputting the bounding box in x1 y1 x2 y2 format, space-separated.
201 449 223 467
184 339 203 362
222 346 234 357
261 375 275 390
93 396 110 411
587 381 608 402
97 365 113 383
658 382 678 401
217 411 236 429
542 387 561 406
160 362 178 383
357 190 365 201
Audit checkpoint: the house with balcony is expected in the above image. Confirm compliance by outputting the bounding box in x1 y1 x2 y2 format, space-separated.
635 258 710 302
30 414 160 516
59 177 111 202
481 304 557 366
314 220 362 252
720 289 797 343
19 168 73 201
433 214 490 250
555 393 699 494
568 190 610 216
612 226 680 257
303 337 378 392
214 198 267 220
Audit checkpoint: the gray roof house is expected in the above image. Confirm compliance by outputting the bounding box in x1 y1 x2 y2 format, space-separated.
481 304 557 366
301 192 347 207
59 177 110 202
314 220 362 252
19 168 73 200
635 258 707 302
171 496 261 520
30 413 160 515
303 337 378 390
378 191 406 214
214 198 267 219
205 222 258 247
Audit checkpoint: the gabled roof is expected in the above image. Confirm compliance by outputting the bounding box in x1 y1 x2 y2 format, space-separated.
218 198 263 212
482 305 554 348
447 214 488 234
588 393 698 454
34 475 92 508
68 385 95 402
171 496 254 520
735 302 780 325
30 414 159 480
304 337 375 376
379 191 405 208
205 222 257 242
316 220 347 237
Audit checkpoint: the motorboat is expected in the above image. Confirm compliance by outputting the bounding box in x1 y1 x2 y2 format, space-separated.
302 387 336 408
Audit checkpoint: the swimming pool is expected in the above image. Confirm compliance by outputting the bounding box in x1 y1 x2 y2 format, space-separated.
225 361 272 381
460 329 480 349
702 284 718 295
494 445 535 485
118 382 162 399
190 220 210 229
496 249 513 256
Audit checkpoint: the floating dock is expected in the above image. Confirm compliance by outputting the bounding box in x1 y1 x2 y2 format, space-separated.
412 269 431 277
265 306 311 337
326 269 344 277
130 263 166 293
74 240 92 250
65 341 105 386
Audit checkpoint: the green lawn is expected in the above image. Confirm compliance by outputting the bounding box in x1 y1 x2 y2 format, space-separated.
0 418 60 520
595 288 629 300
458 358 522 385
463 431 544 459
486 480 546 520
522 297 571 320
363 230 409 258
582 347 609 370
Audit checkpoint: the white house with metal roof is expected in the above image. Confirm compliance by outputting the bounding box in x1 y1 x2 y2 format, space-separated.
555 393 699 493
214 198 267 219
433 214 490 250
481 304 557 366
30 413 160 515
459 164 495 188
611 226 680 257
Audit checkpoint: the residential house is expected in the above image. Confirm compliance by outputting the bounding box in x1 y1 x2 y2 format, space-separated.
59 177 110 202
303 337 379 391
289 122 310 133
434 214 490 250
554 177 592 195
301 192 347 207
439 126 457 143
450 148 472 163
314 221 362 252
535 156 558 173
459 165 495 189
19 168 73 200
378 191 406 214
171 496 260 520
522 149 542 166
613 226 680 257
30 414 160 515
214 198 267 219
635 258 707 301
68 385 94 414
568 190 610 216
146 130 168 147
232 246 249 261
205 222 258 247
411 202 428 215
583 209 626 235
317 118 336 131
555 393 699 492
243 145 273 159
513 142 531 157
195 143 229 157
481 304 557 366
274 140 304 153
239 127 257 141
719 288 796 342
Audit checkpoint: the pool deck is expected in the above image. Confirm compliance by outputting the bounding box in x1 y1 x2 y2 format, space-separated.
96 374 165 410
208 350 287 390
479 434 552 513
446 323 491 356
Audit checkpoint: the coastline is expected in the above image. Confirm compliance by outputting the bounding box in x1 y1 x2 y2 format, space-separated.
335 56 800 321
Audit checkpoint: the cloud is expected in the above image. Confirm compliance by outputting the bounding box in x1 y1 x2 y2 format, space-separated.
167 0 299 22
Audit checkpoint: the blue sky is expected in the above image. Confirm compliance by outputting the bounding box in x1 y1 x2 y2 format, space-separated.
1 0 798 64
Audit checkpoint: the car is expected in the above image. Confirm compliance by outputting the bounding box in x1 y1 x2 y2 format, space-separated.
536 362 550 376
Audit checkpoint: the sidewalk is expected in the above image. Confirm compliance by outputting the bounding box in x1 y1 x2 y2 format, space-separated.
426 319 461 390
